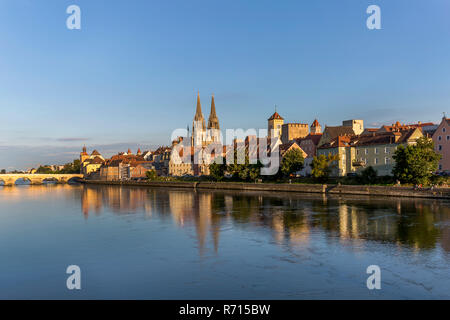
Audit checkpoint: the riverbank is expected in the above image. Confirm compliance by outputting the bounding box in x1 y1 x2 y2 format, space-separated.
83 180 450 199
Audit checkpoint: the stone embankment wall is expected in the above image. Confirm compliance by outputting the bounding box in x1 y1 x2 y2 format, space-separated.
83 180 450 199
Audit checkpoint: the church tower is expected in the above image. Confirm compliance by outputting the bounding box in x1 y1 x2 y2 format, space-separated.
310 119 322 134
268 108 284 139
80 146 89 164
192 92 206 146
207 94 221 143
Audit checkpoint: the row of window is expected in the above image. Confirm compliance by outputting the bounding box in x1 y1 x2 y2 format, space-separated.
358 157 391 165
356 147 391 155
437 136 450 141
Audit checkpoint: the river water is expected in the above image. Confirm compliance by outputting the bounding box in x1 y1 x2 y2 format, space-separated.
0 184 449 299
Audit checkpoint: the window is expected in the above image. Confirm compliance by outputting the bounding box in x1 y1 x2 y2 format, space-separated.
356 150 359 155
365 149 368 155
374 148 378 154
374 158 378 164
385 157 390 164
447 136 449 141
443 127 446 133
385 147 389 154
439 145 442 151
439 164 443 170
438 136 442 141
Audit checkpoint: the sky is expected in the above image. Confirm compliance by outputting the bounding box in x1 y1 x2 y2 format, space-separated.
0 0 449 170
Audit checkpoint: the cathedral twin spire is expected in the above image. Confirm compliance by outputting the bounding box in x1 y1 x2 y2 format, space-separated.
192 92 220 146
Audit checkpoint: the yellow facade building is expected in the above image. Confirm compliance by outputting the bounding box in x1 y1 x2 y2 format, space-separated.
317 128 424 177
80 147 105 176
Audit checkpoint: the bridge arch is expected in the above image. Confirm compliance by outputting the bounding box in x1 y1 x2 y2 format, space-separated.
67 176 83 184
15 177 34 185
42 177 58 184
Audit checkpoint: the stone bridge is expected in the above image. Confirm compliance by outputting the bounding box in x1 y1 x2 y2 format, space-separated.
0 174 84 186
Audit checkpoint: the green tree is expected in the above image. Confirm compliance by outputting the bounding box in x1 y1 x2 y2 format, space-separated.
360 166 378 184
71 159 81 173
0 169 5 174
248 161 263 181
281 149 304 177
36 166 53 174
311 153 340 182
209 157 226 181
392 137 441 185
226 149 262 181
146 169 158 181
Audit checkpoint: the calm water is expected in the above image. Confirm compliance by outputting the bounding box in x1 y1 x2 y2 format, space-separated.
0 184 449 299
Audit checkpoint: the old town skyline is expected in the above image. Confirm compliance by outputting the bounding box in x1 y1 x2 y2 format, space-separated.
0 90 448 171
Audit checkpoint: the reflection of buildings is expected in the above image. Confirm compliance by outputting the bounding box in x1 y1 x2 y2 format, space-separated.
81 186 157 218
169 192 220 254
81 186 103 218
78 185 450 254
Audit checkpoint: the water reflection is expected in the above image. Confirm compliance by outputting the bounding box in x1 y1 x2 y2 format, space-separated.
80 185 450 254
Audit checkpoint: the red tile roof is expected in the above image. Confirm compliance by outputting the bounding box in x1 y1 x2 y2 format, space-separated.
268 112 284 121
381 121 434 132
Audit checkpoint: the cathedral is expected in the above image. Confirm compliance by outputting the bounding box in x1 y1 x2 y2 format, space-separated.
191 92 221 146
170 93 221 177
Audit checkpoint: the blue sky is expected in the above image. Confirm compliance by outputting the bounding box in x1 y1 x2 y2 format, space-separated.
0 0 449 169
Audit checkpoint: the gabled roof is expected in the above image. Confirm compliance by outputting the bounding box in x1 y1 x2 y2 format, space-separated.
297 133 323 146
91 150 101 156
311 119 320 127
323 126 355 138
279 141 305 156
397 127 422 143
268 112 284 121
84 156 105 165
352 132 397 146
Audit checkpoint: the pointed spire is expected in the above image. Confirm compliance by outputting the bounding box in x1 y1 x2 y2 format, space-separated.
210 94 217 118
207 94 220 130
194 91 204 121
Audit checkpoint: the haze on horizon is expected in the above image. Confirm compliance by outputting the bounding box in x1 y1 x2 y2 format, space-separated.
1 0 449 170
